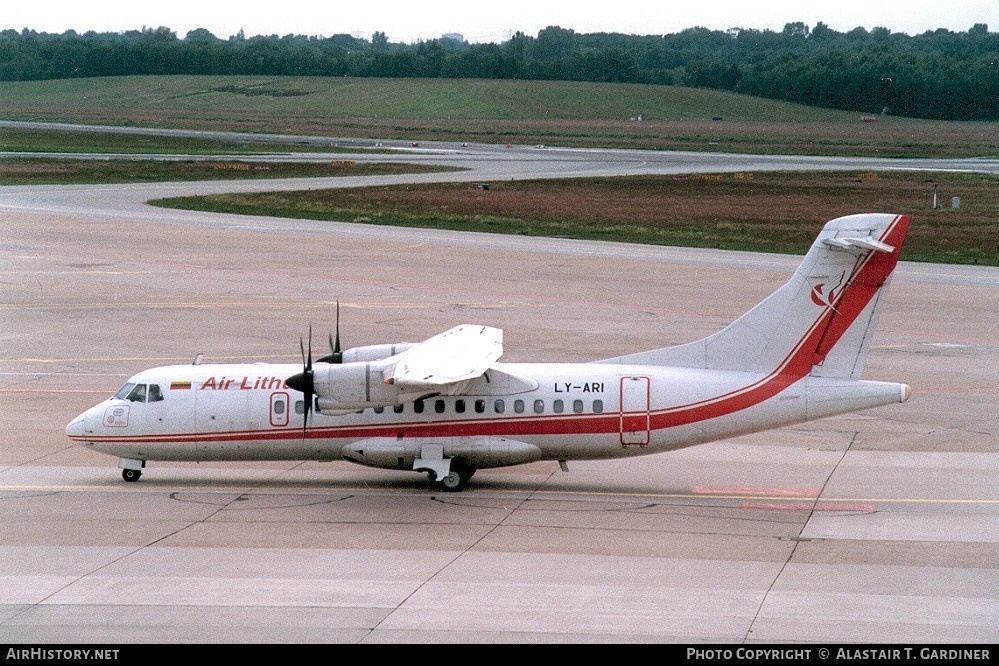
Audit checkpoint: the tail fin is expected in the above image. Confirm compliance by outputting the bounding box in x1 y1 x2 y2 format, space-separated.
599 213 911 380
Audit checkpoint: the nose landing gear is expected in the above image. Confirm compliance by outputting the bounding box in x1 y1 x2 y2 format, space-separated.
118 458 145 483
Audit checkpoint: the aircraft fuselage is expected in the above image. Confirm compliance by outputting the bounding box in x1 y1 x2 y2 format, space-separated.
67 360 907 467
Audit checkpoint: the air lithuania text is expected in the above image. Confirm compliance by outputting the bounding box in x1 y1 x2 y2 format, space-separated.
6 649 119 660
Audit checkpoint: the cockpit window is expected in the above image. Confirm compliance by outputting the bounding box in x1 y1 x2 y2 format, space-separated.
148 384 163 402
114 383 150 402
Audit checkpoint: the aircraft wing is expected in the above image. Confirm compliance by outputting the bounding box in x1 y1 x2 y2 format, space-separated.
383 325 502 388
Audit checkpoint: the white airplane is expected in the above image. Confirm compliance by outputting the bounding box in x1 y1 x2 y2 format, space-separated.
67 213 912 491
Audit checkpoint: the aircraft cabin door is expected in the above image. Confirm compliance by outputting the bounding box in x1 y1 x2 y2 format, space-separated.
620 376 650 446
270 391 290 427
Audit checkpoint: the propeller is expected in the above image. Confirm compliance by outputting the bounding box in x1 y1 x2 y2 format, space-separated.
287 304 343 434
317 301 343 364
286 324 315 434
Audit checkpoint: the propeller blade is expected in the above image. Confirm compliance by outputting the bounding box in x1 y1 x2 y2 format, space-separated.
287 325 316 436
318 301 344 364
333 301 342 362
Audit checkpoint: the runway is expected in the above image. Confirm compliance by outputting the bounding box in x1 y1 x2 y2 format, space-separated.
0 138 996 643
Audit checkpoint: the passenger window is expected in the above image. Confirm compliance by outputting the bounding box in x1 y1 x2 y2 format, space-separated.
475 400 485 414
534 399 545 414
494 399 505 414
573 399 584 413
274 399 286 415
148 384 163 402
435 400 446 414
374 407 384 414
593 400 603 413
514 400 525 413
455 399 466 414
394 404 405 413
414 400 424 414
553 399 564 414
294 400 305 414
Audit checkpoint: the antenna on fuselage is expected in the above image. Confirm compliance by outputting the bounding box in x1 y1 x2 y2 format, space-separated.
192 353 203 366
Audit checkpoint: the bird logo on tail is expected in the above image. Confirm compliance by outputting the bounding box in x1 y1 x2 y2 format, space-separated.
810 270 846 308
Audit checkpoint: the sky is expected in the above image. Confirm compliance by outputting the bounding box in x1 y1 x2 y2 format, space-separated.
5 0 995 43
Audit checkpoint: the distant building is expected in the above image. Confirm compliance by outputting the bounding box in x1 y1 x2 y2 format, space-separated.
441 33 464 44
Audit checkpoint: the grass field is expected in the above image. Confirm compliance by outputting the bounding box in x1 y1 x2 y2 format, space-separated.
0 126 368 155
3 75 996 266
153 171 999 266
0 157 461 185
3 76 998 158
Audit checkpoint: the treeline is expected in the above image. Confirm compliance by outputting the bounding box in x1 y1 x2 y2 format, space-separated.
2 23 997 120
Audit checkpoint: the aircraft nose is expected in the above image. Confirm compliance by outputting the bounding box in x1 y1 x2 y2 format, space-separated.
66 414 86 439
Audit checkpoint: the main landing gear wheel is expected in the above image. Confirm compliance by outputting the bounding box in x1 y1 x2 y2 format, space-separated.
436 463 476 492
122 468 142 482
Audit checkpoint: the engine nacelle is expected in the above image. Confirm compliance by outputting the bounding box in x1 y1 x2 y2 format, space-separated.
312 361 400 411
341 343 416 363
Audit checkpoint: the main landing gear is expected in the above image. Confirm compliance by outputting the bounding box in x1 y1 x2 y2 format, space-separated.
414 445 476 492
427 461 476 492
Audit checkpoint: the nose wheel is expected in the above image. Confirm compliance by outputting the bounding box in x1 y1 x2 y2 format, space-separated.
122 468 142 482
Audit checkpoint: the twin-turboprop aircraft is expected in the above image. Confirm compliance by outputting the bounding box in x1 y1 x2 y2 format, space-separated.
66 213 913 491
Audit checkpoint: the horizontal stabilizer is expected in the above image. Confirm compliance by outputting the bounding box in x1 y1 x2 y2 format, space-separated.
823 236 895 253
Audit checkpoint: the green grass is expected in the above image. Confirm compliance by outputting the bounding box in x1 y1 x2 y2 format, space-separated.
3 76 997 157
0 157 463 185
0 75 848 122
0 126 384 155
